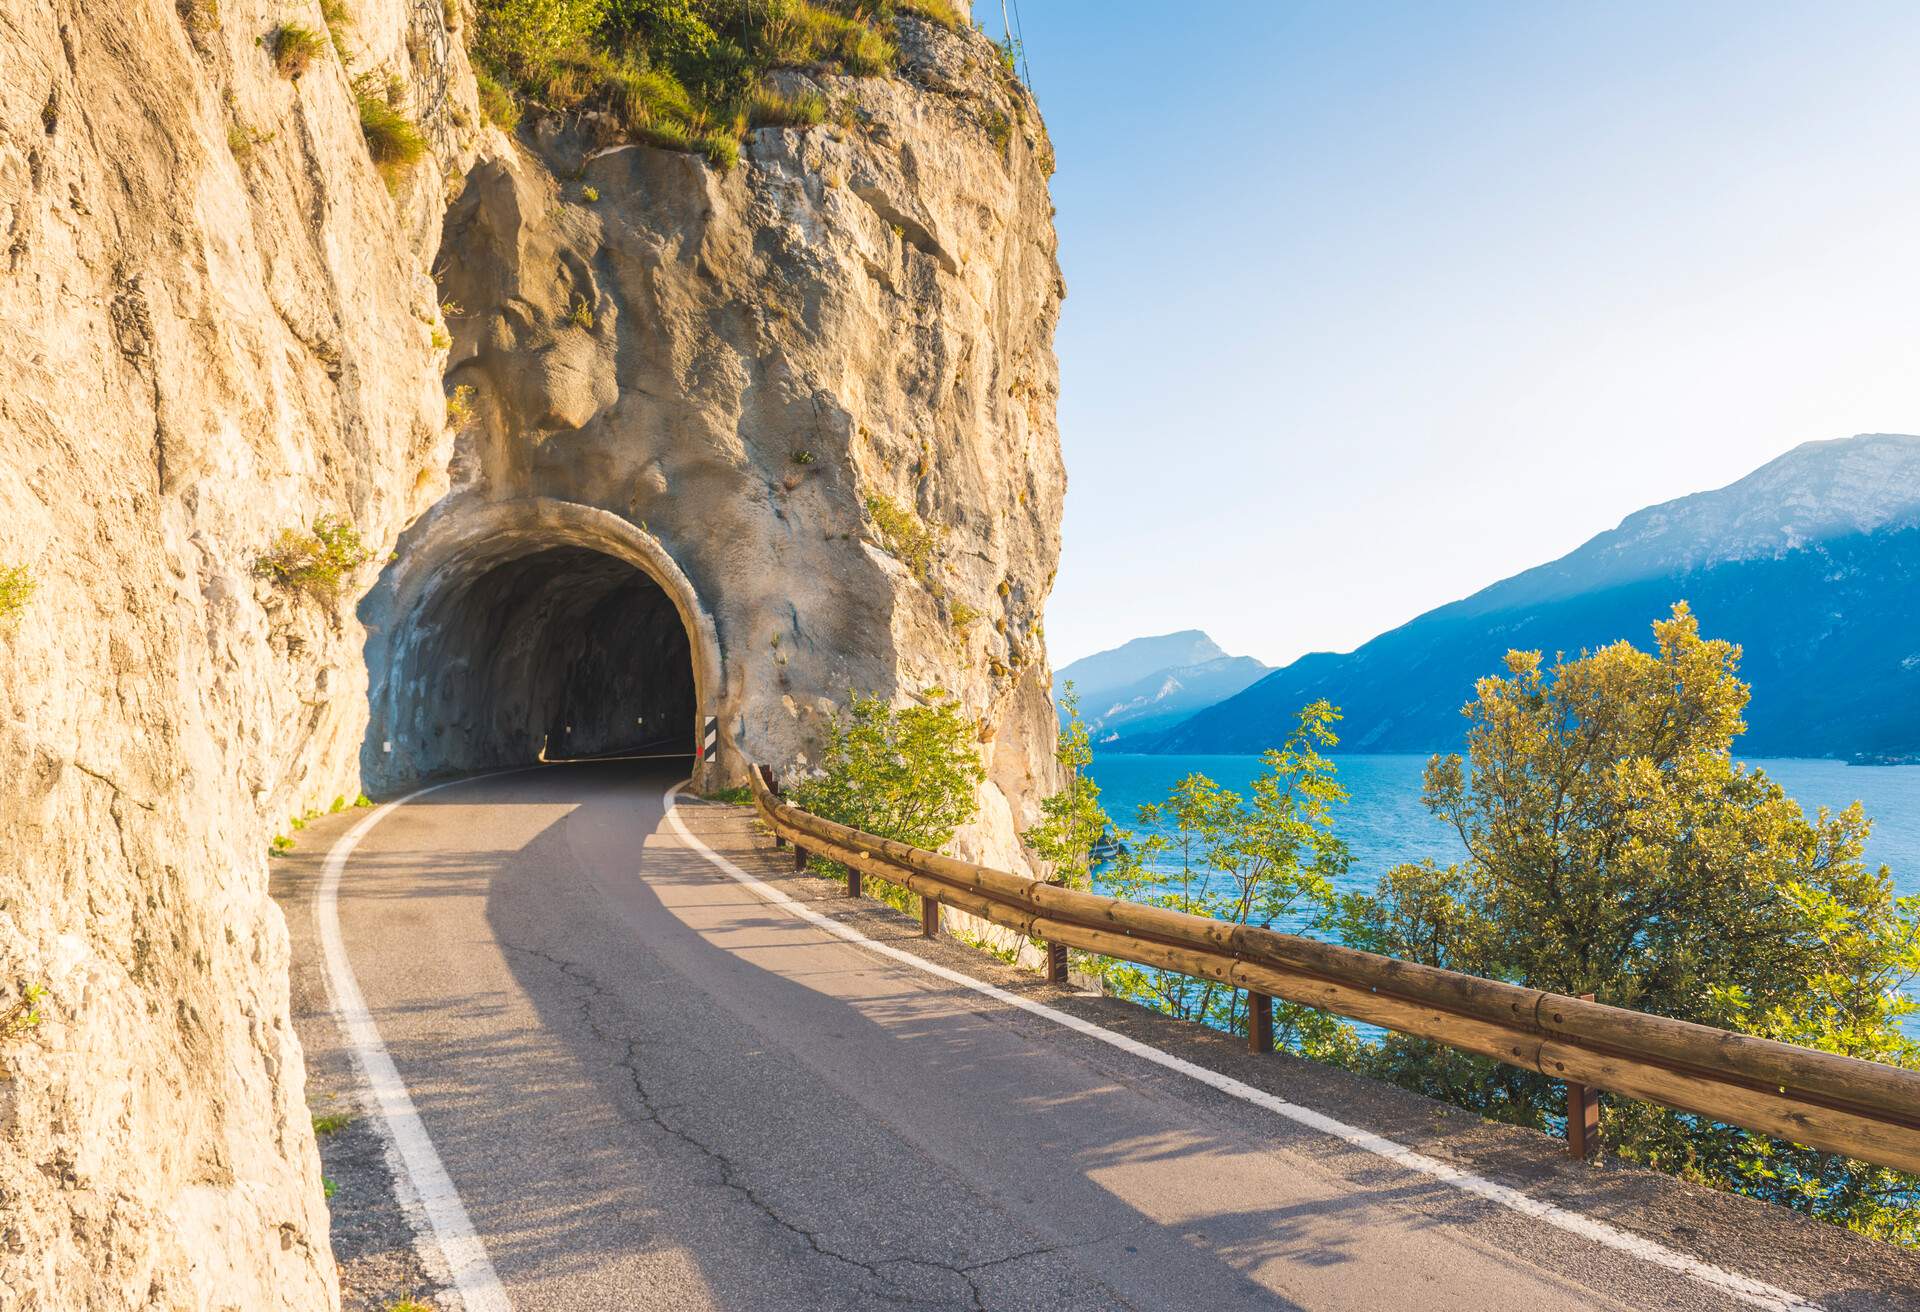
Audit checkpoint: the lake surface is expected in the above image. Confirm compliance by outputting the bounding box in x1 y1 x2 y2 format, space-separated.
1087 753 1920 1026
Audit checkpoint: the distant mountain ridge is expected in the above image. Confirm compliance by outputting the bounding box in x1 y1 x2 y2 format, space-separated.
1054 631 1270 744
1148 434 1920 759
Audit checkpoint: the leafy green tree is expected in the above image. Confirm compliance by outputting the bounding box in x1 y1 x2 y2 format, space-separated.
791 688 983 912
1022 683 1113 892
475 0 609 78
1338 604 1920 1242
1099 701 1359 1058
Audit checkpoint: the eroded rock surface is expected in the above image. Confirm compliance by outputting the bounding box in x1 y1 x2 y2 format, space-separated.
0 2 1062 1306
0 0 477 1305
372 16 1066 874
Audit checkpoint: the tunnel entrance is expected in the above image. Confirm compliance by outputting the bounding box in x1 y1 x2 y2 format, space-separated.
376 540 700 782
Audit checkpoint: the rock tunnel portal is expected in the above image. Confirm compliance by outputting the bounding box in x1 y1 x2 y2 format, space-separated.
365 501 723 792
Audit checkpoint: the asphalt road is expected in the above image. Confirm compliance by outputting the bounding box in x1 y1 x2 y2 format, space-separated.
327 760 1809 1311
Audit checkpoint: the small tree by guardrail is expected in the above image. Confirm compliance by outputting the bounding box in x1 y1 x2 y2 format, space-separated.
1097 701 1359 1061
791 689 984 912
1022 683 1109 892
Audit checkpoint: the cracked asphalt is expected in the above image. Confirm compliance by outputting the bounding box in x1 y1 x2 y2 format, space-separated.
318 760 1893 1311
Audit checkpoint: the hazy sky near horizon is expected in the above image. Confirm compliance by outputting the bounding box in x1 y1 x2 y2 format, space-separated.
995 2 1920 668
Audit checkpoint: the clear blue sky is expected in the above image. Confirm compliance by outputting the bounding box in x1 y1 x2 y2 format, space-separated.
978 3 1920 668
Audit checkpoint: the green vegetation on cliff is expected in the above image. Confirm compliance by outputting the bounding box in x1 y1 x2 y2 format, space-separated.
0 564 33 631
470 0 969 166
253 516 375 604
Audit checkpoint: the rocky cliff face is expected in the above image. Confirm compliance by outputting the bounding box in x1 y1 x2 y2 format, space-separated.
0 0 1062 1305
367 16 1065 873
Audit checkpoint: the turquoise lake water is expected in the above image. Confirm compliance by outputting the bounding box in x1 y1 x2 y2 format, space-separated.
1086 753 1920 1026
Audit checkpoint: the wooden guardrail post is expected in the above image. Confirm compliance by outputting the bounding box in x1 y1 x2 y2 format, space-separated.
757 765 787 849
1248 991 1273 1054
744 758 1920 1178
920 895 940 938
1567 992 1599 1159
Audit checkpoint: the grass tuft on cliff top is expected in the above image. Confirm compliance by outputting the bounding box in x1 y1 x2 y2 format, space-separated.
470 0 965 169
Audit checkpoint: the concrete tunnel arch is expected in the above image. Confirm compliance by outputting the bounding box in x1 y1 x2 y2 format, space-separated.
362 497 727 793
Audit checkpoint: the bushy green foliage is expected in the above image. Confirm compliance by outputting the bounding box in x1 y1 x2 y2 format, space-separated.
475 0 608 78
270 23 328 77
253 515 375 604
978 106 1009 153
864 493 937 579
792 689 983 912
1022 684 1111 892
0 564 34 631
0 982 47 1044
1097 702 1358 1058
1338 604 1920 1242
354 78 429 185
475 69 521 127
446 383 477 427
469 0 916 169
311 1111 353 1135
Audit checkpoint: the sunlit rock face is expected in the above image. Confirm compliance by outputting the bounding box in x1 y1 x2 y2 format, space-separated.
0 0 486 1304
0 2 1060 1306
371 16 1067 878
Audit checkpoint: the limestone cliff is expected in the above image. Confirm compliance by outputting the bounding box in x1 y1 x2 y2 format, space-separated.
377 17 1065 873
0 0 1062 1306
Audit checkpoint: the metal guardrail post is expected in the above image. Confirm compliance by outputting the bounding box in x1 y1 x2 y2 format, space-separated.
1567 992 1599 1159
921 896 940 938
1045 941 1068 983
1248 992 1273 1054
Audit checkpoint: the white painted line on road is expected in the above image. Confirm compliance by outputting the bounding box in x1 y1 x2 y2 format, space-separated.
663 783 1824 1312
318 777 520 1312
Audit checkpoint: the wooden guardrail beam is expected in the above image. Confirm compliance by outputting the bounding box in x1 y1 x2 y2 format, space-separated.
745 765 1920 1176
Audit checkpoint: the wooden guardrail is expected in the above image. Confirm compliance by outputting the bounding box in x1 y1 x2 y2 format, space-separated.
747 765 1920 1174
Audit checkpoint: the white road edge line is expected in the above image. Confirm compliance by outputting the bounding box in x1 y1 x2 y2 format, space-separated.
663 781 1824 1312
317 774 521 1312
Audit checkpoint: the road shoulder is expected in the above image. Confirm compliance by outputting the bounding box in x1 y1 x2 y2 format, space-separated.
272 807 449 1312
673 795 1920 1312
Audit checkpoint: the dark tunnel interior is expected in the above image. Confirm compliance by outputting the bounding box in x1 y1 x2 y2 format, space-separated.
388 545 696 777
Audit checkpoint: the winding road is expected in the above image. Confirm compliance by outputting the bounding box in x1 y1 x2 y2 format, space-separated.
314 760 1881 1311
